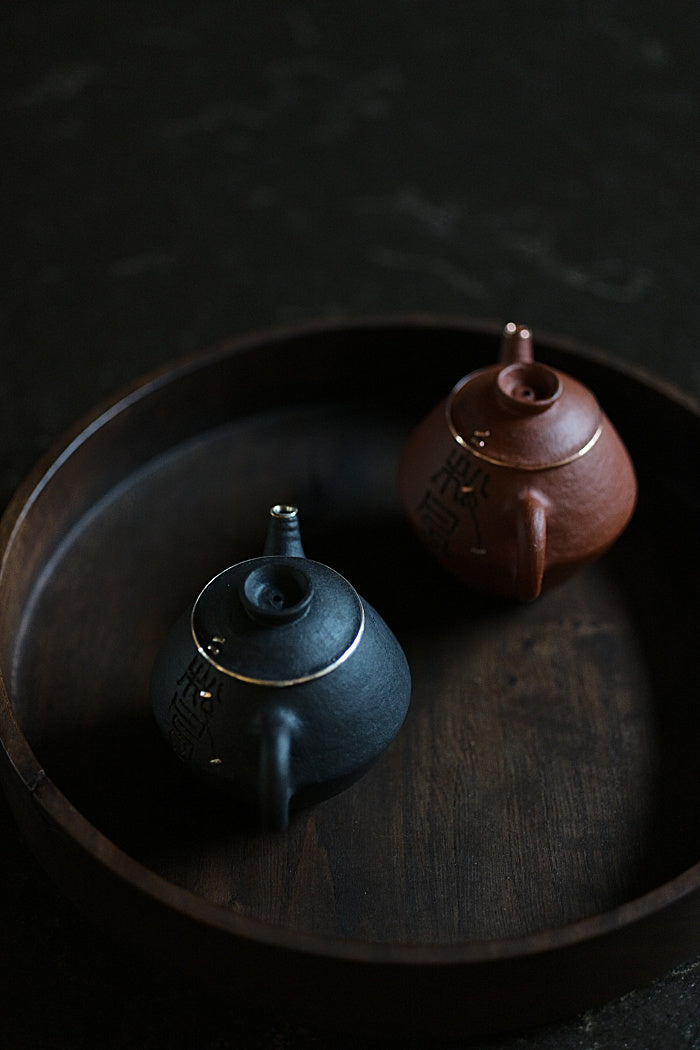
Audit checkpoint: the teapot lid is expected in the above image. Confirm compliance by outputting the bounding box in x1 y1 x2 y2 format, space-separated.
447 324 603 471
191 507 364 686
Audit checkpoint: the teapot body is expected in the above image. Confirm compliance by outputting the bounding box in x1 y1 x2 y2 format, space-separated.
150 593 411 818
398 326 638 601
150 506 411 830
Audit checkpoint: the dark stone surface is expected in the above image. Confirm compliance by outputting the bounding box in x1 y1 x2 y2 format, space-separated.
1 3 698 1047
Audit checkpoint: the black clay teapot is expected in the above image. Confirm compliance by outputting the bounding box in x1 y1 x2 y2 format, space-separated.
150 505 411 830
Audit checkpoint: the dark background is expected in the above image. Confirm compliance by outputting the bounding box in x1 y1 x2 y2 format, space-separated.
1 3 698 1047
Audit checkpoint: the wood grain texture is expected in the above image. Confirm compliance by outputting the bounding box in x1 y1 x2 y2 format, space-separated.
1 318 698 1038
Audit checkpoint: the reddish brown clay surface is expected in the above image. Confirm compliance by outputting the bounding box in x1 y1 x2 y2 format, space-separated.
398 323 638 600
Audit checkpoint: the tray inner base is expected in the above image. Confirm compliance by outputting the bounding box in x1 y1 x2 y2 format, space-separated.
10 401 699 946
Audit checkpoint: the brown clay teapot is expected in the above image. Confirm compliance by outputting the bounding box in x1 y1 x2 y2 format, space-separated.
398 323 638 601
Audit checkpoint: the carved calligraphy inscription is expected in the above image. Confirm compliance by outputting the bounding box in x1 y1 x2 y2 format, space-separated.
168 654 223 761
415 447 490 556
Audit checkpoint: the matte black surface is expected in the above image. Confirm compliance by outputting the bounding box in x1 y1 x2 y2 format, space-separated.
1 3 698 1048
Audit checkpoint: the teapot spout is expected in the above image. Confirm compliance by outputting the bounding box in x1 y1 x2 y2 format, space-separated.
499 322 534 365
263 504 306 558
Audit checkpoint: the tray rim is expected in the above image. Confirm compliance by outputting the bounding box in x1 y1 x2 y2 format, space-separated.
1 313 699 971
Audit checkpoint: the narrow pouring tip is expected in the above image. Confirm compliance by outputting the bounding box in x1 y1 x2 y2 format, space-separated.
263 504 306 558
499 322 534 364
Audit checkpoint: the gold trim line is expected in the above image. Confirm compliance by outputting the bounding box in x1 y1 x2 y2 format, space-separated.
446 401 604 471
190 594 366 687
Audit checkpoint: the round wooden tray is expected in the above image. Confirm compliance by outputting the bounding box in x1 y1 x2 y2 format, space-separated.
1 317 698 1040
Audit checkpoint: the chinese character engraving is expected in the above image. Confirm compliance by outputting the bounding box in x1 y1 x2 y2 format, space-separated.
168 655 223 761
414 490 460 551
415 447 490 555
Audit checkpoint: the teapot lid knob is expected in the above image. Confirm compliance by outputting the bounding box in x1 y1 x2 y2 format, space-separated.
190 505 365 686
446 324 603 470
239 561 314 625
